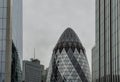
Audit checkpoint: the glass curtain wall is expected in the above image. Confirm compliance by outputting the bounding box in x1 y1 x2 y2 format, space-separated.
92 0 120 82
0 0 7 82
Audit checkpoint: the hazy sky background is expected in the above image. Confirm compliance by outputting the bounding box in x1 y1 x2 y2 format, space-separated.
23 0 95 70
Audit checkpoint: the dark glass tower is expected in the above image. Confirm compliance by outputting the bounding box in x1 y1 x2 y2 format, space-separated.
11 42 22 82
47 28 90 82
92 0 120 82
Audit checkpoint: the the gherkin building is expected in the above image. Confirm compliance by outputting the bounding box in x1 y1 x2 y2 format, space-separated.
47 28 90 82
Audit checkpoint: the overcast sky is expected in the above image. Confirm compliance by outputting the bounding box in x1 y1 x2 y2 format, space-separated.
23 0 95 70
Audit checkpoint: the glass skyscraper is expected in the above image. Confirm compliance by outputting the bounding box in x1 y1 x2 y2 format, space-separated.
0 0 22 82
92 0 120 82
47 28 90 82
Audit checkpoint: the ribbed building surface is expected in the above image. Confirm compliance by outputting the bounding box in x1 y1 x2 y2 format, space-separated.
47 28 90 82
92 0 120 82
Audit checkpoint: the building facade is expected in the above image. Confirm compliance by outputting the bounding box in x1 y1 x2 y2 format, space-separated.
41 65 48 82
11 43 22 82
23 59 41 82
47 28 90 82
92 0 120 82
0 0 22 82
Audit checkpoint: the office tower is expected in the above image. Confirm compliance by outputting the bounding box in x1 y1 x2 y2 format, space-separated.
0 0 22 82
23 59 41 82
41 65 48 82
92 0 120 82
42 68 48 82
47 28 90 82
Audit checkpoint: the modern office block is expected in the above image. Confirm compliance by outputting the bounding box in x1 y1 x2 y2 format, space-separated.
41 65 48 82
42 68 48 82
23 59 41 82
92 0 120 82
0 0 22 82
47 28 90 82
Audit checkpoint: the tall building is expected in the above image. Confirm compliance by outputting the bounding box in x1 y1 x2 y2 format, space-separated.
23 59 41 82
47 28 90 82
42 68 48 82
92 0 120 82
0 0 22 82
41 65 48 82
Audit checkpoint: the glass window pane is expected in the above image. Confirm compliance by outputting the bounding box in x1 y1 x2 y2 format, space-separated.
4 0 7 7
0 55 1 61
0 1 3 7
2 19 6 29
3 8 6 18
2 30 6 39
1 62 5 73
1 53 5 62
0 41 2 50
0 19 2 27
0 30 2 40
1 74 5 82
0 8 3 18
2 41 6 51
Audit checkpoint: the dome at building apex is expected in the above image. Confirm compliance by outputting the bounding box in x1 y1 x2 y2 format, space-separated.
54 28 84 53
57 28 81 43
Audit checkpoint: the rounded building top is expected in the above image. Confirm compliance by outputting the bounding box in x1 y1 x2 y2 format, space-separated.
54 28 85 53
57 28 81 43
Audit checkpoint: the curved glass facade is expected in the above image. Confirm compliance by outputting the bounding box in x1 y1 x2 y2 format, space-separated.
11 42 22 82
12 0 23 66
47 28 90 82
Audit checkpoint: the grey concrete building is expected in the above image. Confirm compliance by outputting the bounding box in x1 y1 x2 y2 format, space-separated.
0 0 22 82
23 59 41 82
41 65 48 82
42 68 48 82
92 0 120 82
